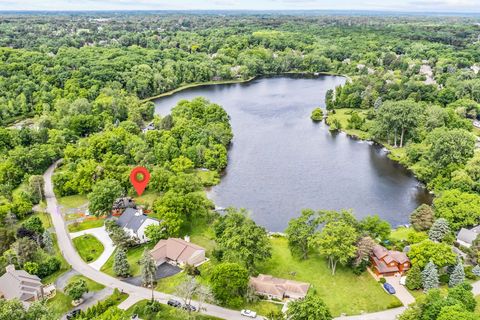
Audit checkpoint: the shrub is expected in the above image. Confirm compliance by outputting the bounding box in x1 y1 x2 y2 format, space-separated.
379 278 386 284
311 108 324 121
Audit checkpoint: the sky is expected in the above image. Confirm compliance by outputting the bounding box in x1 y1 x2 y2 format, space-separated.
0 0 479 13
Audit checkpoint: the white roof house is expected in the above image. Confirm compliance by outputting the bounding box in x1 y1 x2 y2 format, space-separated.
116 208 160 243
0 265 44 305
456 226 480 248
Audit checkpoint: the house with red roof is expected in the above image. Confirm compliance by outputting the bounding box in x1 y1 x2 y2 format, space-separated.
370 245 410 276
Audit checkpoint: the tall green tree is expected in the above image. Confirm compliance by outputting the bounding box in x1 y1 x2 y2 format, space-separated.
422 261 439 291
140 249 157 300
113 249 130 278
315 220 358 275
209 262 249 307
285 209 319 259
410 204 435 232
286 295 332 320
88 179 124 216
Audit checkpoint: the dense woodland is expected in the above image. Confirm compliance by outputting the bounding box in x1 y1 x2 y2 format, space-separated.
1 12 480 320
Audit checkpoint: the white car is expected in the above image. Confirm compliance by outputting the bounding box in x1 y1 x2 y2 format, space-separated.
241 309 257 318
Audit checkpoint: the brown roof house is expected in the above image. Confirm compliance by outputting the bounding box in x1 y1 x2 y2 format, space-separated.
0 265 55 304
249 274 310 300
370 245 410 276
150 237 206 267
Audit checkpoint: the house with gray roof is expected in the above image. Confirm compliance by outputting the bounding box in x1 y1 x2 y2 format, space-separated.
0 265 53 305
456 226 480 248
116 208 160 243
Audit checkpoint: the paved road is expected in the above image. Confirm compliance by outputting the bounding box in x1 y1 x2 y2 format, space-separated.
335 307 406 320
70 226 116 270
44 162 259 320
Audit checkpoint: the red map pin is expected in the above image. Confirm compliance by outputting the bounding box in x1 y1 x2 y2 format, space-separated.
130 166 150 196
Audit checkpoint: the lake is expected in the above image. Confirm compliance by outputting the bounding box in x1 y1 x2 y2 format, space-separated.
154 75 432 232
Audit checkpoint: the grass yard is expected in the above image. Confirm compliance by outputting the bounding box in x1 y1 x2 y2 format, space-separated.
72 234 104 263
126 299 221 320
182 218 217 255
326 108 372 140
68 275 105 292
476 295 480 314
47 291 73 319
390 226 412 242
101 243 155 277
134 190 161 208
58 194 88 209
257 237 402 316
68 218 105 232
31 211 52 229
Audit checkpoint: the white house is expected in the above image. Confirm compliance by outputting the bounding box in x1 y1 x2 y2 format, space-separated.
116 208 160 243
456 225 480 248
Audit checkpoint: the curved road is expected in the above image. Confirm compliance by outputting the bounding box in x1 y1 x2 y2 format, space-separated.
44 162 254 320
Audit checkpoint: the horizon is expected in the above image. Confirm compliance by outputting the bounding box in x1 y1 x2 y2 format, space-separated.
1 0 479 14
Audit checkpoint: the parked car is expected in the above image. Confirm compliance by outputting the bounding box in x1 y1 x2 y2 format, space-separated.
131 314 139 320
66 309 81 319
383 283 396 294
167 299 182 308
241 309 257 318
182 304 197 312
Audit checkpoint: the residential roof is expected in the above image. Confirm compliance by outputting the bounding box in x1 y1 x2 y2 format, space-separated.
116 208 158 232
150 238 205 265
249 274 310 299
457 228 478 245
371 256 400 274
372 245 409 264
0 265 42 302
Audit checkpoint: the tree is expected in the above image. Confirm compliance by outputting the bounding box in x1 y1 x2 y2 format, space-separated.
359 215 391 240
437 305 478 320
428 218 451 242
113 249 130 278
88 179 124 216
433 190 480 230
22 216 44 234
0 299 54 320
472 265 480 277
449 262 465 287
26 175 44 204
209 262 249 307
447 282 476 311
311 108 324 121
374 100 423 147
422 261 439 291
315 221 358 275
214 208 271 272
426 128 475 171
144 224 165 243
285 209 319 259
65 278 88 301
408 240 456 268
42 230 54 254
175 276 211 315
14 237 38 266
140 249 157 300
353 236 376 268
286 295 332 320
410 204 435 231
406 264 423 290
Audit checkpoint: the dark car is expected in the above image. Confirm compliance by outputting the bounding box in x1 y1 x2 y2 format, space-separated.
182 304 197 312
66 309 81 320
167 299 182 308
383 283 396 294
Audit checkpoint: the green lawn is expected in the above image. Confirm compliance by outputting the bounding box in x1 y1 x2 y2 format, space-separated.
326 108 372 140
134 190 161 208
195 169 220 187
58 194 88 209
68 275 105 292
68 219 105 232
182 218 217 255
257 237 402 316
101 243 155 277
31 211 52 229
390 226 412 242
47 291 73 319
72 234 105 263
476 295 480 314
126 299 221 320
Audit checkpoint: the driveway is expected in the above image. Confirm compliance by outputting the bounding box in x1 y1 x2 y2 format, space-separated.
61 288 114 320
123 263 181 286
385 276 415 306
70 226 116 270
44 162 264 320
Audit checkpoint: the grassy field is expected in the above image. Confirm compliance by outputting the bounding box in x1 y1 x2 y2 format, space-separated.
257 237 402 316
58 194 88 209
126 299 222 320
134 190 161 208
390 226 412 242
68 275 105 292
72 234 105 263
101 243 155 277
326 108 372 140
47 291 73 319
68 218 105 232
